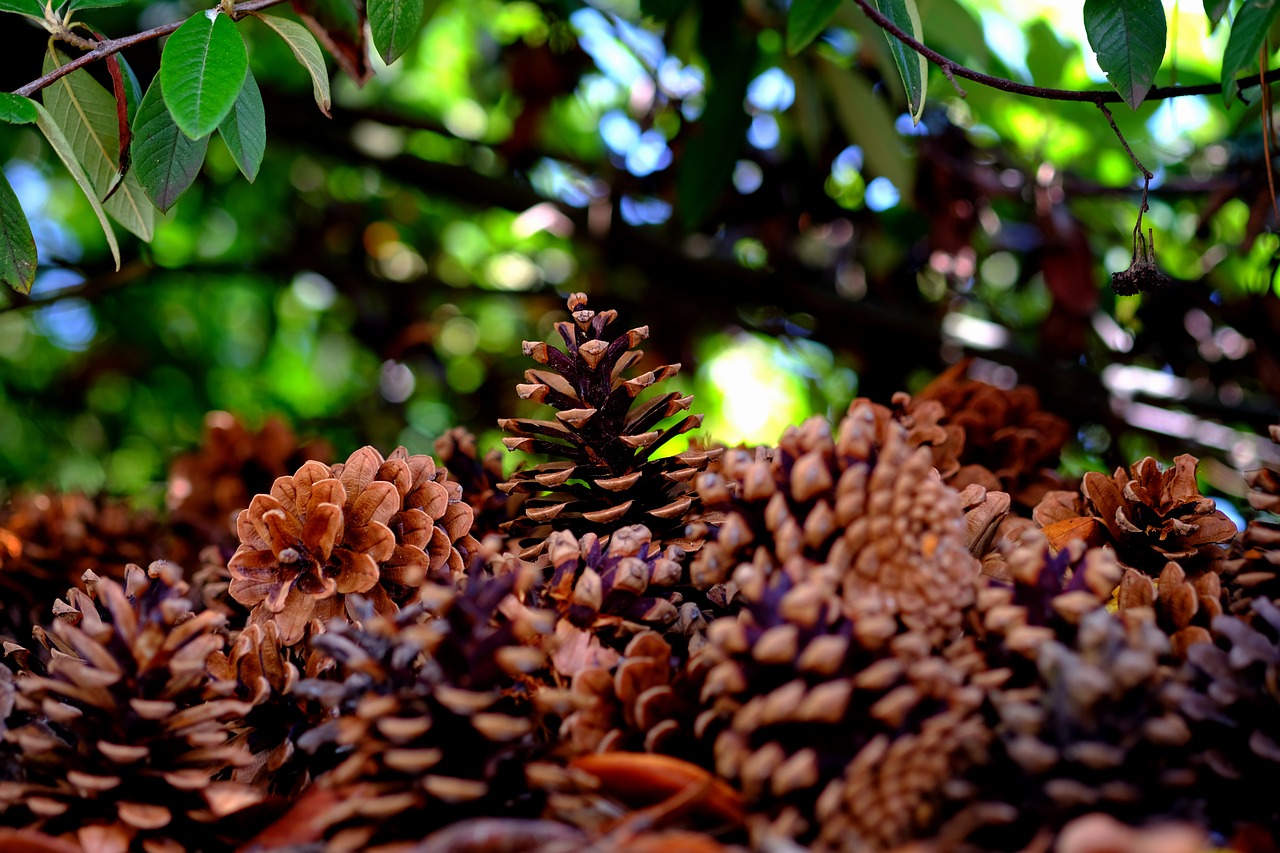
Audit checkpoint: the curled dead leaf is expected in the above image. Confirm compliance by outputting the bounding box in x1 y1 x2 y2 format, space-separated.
570 753 744 826
1041 517 1104 551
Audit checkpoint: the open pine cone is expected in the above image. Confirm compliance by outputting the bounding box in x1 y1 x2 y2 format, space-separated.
0 562 262 853
1220 427 1280 615
498 293 721 557
227 445 479 645
434 426 512 541
1034 454 1236 575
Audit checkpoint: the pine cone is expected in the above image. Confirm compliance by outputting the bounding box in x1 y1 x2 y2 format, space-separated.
1220 442 1280 614
691 401 980 646
288 570 548 850
227 445 479 646
498 293 720 557
167 411 332 555
1172 597 1280 833
0 493 166 642
695 564 989 850
1034 455 1237 575
973 608 1197 847
916 360 1071 507
0 562 262 852
1114 563 1220 657
434 427 511 541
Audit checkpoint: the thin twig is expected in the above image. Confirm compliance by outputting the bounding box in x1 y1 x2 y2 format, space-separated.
1262 45 1278 221
1096 102 1153 180
13 0 289 98
851 0 1280 104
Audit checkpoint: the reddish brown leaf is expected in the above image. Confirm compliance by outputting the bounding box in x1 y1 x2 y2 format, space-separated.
569 753 745 825
236 781 349 850
1040 517 1103 551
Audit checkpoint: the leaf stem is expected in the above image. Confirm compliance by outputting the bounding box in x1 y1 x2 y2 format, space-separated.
13 0 289 98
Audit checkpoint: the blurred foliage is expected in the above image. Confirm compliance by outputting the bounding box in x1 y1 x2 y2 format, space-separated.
0 0 1278 513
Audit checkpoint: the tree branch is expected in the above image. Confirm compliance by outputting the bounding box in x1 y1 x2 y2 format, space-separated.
851 0 1280 105
12 0 289 98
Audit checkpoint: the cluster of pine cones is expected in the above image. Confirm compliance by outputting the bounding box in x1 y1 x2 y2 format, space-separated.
1 293 1277 853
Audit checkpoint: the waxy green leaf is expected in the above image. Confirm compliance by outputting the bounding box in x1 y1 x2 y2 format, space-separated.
131 77 209 213
253 13 333 117
1084 0 1167 110
32 101 121 270
872 0 927 123
1222 0 1280 104
42 47 152 243
0 0 42 18
787 0 843 55
369 0 424 65
160 10 249 139
0 93 38 125
0 167 37 293
218 70 267 182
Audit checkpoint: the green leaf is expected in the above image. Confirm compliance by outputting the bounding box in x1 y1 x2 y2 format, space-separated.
1222 0 1280 104
218 69 266 182
369 0 423 64
0 93 38 125
819 59 913 196
293 0 372 83
253 13 333 117
787 0 842 55
130 77 209 213
0 0 42 18
0 167 37 293
1083 0 1167 110
1204 0 1232 32
42 47 152 243
872 0 927 123
31 101 121 270
68 0 131 8
160 10 249 140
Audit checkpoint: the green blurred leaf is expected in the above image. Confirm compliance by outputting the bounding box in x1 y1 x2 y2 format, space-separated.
0 92 38 125
67 0 130 8
253 13 332 117
160 10 249 139
218 70 266 182
1222 0 1280 104
678 11 757 229
820 59 913 195
369 0 423 64
292 0 372 83
0 168 36 294
915 0 991 67
131 77 209 213
42 47 153 242
872 0 927 123
31 100 121 270
788 0 842 55
1083 0 1166 110
1204 0 1231 32
0 0 41 18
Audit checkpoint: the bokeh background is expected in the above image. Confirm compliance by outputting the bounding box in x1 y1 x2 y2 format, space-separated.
1 0 1278 527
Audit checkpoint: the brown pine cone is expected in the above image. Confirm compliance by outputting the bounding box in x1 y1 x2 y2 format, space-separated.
1034 454 1237 575
1114 563 1220 658
971 608 1197 848
695 562 990 851
691 401 980 646
915 360 1071 507
0 562 262 852
434 426 512 541
287 569 549 850
1220 450 1280 615
227 445 480 645
0 492 167 642
498 293 721 557
1171 597 1280 833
